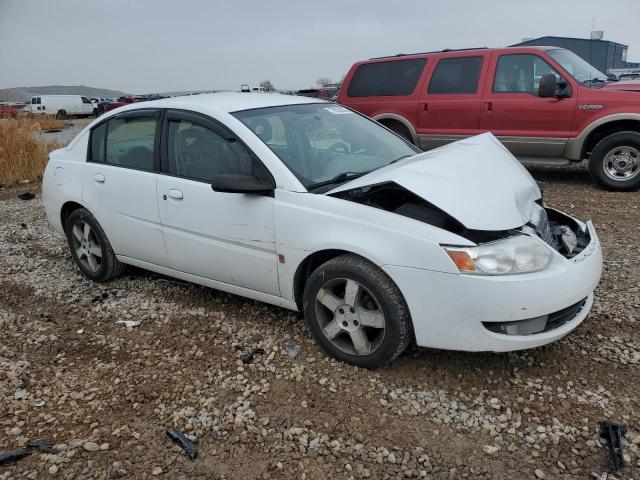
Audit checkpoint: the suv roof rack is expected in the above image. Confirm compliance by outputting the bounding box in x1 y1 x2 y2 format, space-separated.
369 47 488 60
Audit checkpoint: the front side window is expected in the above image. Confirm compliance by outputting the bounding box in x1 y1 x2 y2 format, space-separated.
82 97 91 104
347 58 427 97
233 103 419 191
546 48 608 86
493 54 562 95
97 116 157 170
166 119 260 183
428 56 483 94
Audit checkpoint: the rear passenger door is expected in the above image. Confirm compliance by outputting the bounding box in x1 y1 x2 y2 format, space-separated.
156 110 279 295
83 109 168 265
480 53 577 157
417 54 490 149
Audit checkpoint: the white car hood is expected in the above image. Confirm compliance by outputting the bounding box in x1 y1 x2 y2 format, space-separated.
327 133 541 231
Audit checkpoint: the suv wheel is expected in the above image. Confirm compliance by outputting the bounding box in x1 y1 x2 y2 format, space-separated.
589 131 640 191
303 254 413 369
65 208 125 282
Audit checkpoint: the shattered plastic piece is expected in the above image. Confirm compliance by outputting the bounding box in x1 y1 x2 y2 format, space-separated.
240 347 265 364
283 342 300 358
33 399 45 407
26 440 59 454
0 441 59 465
166 428 198 459
599 420 627 473
0 448 30 465
116 320 140 328
18 192 35 200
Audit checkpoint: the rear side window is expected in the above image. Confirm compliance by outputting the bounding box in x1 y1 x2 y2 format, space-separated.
428 56 484 94
89 122 107 162
88 115 157 170
347 58 427 97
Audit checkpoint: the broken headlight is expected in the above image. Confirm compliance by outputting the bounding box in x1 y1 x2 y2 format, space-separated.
444 235 552 275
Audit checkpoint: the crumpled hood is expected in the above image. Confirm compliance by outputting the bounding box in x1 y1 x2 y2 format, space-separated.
601 80 640 92
327 133 541 231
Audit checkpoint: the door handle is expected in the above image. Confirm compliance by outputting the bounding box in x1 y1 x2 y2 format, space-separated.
167 189 183 200
94 173 105 183
482 101 493 114
422 102 428 111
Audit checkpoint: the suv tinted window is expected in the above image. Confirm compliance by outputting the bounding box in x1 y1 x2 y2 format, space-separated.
101 116 157 170
166 119 256 182
347 58 426 97
494 54 562 95
428 56 483 94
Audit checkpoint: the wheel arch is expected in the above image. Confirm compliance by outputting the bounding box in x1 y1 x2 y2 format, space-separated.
60 200 87 231
372 113 418 145
565 114 640 160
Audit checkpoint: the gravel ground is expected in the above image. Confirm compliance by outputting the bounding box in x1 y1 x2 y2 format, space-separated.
0 164 639 480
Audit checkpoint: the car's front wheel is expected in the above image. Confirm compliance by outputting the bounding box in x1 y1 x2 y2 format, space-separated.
303 254 413 368
589 131 640 191
65 208 125 282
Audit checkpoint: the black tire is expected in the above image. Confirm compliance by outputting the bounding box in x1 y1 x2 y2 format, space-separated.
588 131 640 191
303 254 413 369
65 208 125 282
92 109 99 117
55 110 67 120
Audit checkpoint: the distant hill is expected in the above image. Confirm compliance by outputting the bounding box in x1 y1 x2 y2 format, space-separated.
0 85 129 102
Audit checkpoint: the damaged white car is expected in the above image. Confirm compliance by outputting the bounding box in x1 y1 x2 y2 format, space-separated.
42 94 603 368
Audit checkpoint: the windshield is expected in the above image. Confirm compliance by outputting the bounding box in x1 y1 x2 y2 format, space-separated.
547 49 609 85
233 103 419 190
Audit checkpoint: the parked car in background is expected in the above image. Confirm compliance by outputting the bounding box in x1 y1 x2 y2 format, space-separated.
297 87 340 101
24 95 97 119
42 93 602 368
339 46 640 190
103 96 140 112
0 102 26 118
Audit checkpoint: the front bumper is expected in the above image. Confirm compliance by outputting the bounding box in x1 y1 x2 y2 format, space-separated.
382 220 602 352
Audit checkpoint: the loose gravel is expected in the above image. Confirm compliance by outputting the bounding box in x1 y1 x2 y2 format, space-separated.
0 164 639 479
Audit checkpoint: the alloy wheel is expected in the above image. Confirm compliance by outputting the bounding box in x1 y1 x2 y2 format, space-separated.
70 220 103 272
314 278 386 356
603 146 640 181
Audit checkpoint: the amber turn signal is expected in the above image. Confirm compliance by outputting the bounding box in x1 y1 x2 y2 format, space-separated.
446 250 476 272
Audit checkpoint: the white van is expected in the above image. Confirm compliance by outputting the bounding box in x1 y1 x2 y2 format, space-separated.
25 95 96 118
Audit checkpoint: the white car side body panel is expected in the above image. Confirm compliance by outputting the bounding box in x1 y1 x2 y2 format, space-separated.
274 190 473 304
156 175 279 295
329 133 541 231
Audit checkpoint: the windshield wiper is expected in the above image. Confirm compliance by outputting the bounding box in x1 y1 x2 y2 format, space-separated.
389 154 413 165
307 171 369 191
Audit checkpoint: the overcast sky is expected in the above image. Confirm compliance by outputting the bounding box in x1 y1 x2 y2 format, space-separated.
1 0 639 94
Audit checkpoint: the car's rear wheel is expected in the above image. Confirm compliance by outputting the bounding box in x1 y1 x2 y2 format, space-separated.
303 254 413 368
65 208 125 282
589 131 640 191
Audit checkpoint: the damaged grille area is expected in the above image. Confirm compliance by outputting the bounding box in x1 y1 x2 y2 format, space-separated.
528 206 591 259
483 297 588 336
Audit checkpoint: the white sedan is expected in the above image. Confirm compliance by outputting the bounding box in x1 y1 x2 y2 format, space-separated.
42 93 603 368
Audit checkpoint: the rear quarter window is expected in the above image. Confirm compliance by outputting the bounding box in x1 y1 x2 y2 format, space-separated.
428 56 484 94
347 58 427 97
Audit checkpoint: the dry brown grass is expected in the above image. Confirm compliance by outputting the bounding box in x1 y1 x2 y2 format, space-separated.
33 115 65 131
0 118 62 186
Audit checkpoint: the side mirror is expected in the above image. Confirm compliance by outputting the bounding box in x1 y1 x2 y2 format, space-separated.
539 74 572 98
211 173 275 196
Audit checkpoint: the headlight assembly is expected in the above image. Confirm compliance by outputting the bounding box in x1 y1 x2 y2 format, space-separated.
443 235 552 275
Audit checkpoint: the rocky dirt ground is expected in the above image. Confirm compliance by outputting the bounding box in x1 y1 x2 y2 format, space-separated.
0 164 639 480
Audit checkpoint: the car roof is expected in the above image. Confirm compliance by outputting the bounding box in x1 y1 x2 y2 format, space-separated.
124 92 326 114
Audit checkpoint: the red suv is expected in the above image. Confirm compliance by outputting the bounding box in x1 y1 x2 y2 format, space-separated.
338 46 640 191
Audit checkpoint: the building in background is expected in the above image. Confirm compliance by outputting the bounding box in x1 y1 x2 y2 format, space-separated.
511 35 639 74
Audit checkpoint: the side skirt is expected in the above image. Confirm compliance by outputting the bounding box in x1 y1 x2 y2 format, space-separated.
117 255 299 311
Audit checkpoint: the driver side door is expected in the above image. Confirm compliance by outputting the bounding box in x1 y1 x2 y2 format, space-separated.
156 110 280 295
